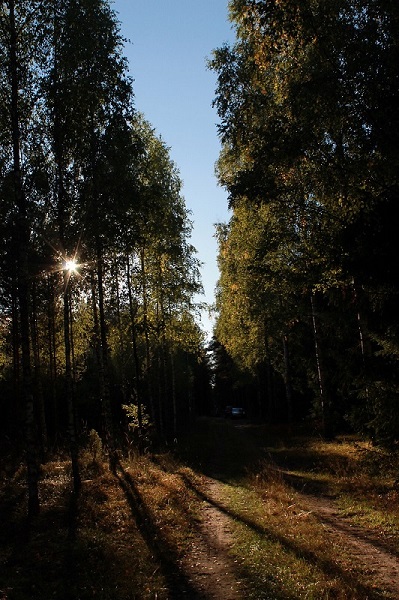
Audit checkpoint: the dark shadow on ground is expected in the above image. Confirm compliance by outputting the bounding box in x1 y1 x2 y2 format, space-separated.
176 417 264 482
0 481 123 600
114 458 204 599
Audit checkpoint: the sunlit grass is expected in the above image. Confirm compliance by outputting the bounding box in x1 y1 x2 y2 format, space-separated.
1 422 398 599
207 467 372 599
337 492 399 551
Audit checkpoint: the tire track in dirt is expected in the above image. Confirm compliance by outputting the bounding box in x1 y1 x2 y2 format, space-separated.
178 477 243 600
296 491 399 598
180 474 399 599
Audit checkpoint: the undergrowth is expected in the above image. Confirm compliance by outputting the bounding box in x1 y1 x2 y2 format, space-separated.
1 421 398 599
0 443 200 599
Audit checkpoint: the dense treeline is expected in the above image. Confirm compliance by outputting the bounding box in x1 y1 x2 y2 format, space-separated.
0 0 210 515
211 0 399 443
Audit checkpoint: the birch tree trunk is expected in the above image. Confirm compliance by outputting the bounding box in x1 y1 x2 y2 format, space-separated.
310 293 333 438
63 274 81 493
126 255 144 453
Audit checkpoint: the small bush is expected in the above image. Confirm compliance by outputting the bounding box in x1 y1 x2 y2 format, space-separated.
87 428 103 463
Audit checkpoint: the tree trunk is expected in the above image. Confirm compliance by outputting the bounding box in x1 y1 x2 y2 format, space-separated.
51 19 80 490
90 269 103 402
140 247 155 423
126 255 144 453
170 351 177 439
114 254 127 405
95 238 115 467
310 293 333 439
11 265 21 433
46 274 58 440
263 324 275 422
63 275 81 493
9 0 40 517
31 282 48 459
282 333 293 423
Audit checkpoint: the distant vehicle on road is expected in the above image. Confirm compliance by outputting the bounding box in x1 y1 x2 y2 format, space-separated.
224 406 246 419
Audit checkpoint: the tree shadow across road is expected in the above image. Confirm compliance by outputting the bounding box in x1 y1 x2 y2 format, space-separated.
175 418 396 599
179 469 383 600
114 458 203 599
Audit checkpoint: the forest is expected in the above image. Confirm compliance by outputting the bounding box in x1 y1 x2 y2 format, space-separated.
211 0 399 446
1 0 399 522
0 0 210 518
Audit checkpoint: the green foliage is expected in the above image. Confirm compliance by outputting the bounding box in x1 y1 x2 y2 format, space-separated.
0 0 209 507
211 0 399 441
122 402 151 432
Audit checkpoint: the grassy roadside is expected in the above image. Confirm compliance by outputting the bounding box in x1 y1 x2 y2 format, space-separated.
1 419 398 599
260 428 399 555
0 448 202 599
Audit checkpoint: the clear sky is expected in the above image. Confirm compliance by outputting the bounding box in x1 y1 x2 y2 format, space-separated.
111 0 235 339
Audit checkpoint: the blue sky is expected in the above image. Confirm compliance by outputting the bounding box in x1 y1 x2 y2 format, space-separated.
112 0 235 339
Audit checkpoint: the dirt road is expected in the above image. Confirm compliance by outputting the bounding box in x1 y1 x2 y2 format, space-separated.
178 476 243 599
176 419 399 599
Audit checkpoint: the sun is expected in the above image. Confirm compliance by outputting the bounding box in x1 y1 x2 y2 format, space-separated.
64 259 78 273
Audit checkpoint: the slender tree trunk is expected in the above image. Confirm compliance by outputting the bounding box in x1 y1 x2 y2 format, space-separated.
282 333 293 423
187 354 194 421
51 6 80 488
140 247 155 423
114 254 127 405
310 293 333 438
63 275 81 493
350 281 367 356
9 0 40 517
155 343 165 441
126 257 145 450
157 301 168 441
31 282 48 459
263 323 275 422
70 300 77 384
47 275 58 439
352 279 371 397
11 266 21 431
95 237 116 467
90 269 103 402
170 351 177 439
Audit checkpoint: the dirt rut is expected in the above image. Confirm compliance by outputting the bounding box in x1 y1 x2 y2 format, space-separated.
178 477 243 599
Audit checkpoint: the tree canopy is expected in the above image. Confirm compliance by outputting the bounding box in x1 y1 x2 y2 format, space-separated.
210 0 399 443
0 0 209 515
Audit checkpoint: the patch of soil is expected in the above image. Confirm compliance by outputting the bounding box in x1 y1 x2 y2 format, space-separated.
178 477 243 599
